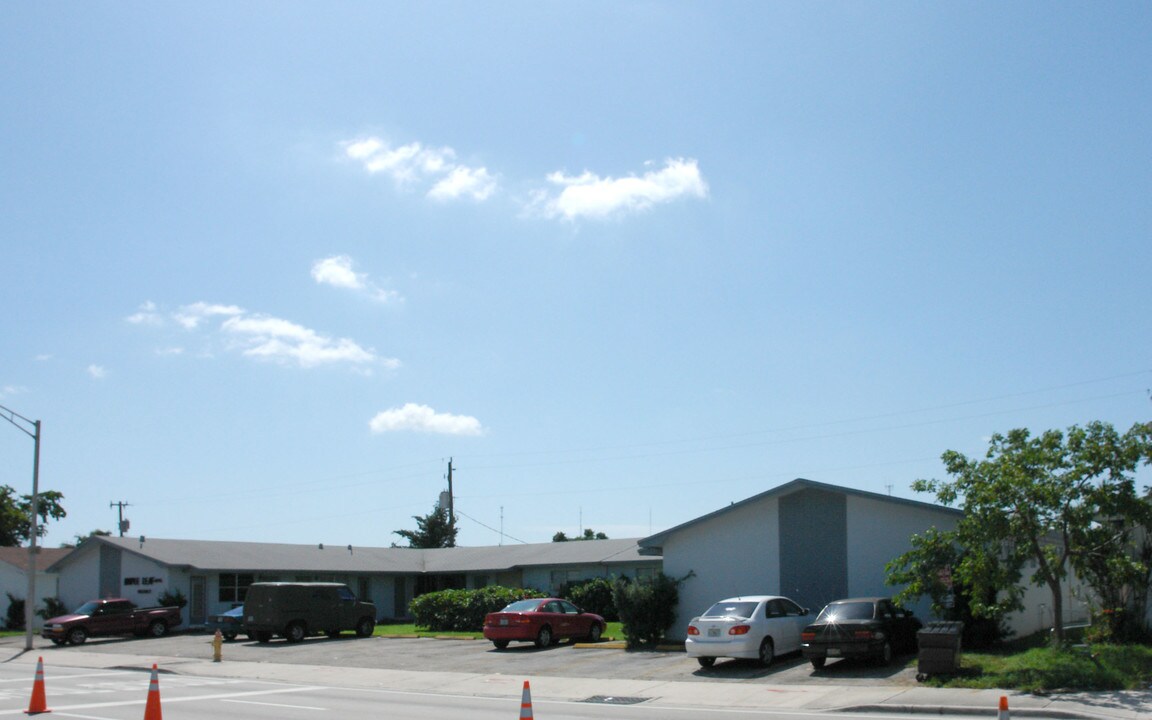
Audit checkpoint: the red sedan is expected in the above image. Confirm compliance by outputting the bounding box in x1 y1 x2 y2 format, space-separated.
483 598 605 649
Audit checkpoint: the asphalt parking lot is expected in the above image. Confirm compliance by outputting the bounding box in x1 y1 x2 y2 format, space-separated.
32 631 922 686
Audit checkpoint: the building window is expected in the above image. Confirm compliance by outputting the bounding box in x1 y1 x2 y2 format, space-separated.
219 573 254 603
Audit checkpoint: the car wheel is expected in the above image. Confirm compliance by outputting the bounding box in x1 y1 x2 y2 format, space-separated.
493 640 509 649
67 628 87 645
697 657 716 668
255 631 272 643
284 622 306 643
222 631 238 641
534 625 553 648
810 657 826 670
877 641 893 665
758 638 775 666
355 617 375 638
587 624 603 643
148 620 168 638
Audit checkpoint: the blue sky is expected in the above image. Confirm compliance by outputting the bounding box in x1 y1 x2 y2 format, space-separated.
2 2 1149 550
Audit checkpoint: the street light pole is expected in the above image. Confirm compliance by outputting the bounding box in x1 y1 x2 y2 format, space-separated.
0 404 42 651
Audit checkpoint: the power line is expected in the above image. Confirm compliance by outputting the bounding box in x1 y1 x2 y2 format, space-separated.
454 509 528 545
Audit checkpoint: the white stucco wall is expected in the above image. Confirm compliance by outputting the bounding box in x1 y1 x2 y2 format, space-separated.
117 552 173 606
845 494 960 620
1002 566 1093 639
0 563 58 628
56 546 101 611
662 497 781 641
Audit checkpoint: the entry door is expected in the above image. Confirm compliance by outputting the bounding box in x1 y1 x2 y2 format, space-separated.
189 576 206 625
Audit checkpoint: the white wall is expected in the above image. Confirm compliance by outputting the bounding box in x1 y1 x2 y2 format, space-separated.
845 495 960 620
0 563 58 628
663 497 781 641
56 546 101 611
1003 566 1093 638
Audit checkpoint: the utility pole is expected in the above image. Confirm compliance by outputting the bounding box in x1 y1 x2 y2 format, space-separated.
446 458 455 525
110 501 131 536
0 404 42 652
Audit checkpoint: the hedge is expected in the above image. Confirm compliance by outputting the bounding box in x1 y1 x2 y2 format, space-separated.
409 586 546 632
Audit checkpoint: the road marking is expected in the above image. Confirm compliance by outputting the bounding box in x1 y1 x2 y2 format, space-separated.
0 686 322 715
0 672 124 685
223 699 327 710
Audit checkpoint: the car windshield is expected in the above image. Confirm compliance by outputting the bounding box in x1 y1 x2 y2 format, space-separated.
500 599 543 613
72 601 101 615
817 601 875 622
701 601 758 619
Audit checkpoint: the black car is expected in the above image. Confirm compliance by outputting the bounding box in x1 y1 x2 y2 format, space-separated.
800 597 922 669
207 605 247 641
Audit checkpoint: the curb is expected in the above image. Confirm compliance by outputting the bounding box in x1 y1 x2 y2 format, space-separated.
842 705 1098 720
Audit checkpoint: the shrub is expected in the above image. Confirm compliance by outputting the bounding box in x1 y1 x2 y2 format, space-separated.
409 586 546 632
5 593 24 630
563 578 618 621
157 589 187 608
612 573 686 648
37 597 68 620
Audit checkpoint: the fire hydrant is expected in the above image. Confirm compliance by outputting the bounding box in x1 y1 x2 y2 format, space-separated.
212 629 223 662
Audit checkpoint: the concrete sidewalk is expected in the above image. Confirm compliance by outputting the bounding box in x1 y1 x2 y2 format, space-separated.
3 645 1150 719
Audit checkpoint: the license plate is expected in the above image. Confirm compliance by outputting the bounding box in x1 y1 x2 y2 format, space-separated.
707 628 720 637
828 648 841 656
499 618 508 625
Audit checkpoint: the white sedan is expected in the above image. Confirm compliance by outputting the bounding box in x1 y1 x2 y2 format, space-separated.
685 595 812 668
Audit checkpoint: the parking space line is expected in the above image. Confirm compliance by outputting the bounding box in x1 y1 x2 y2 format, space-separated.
223 699 327 710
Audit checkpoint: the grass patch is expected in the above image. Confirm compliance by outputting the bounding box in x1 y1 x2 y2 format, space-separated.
920 642 1152 692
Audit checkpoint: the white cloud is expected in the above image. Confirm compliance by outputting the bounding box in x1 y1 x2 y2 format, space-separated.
126 301 164 326
312 255 403 304
533 158 708 220
429 166 498 201
343 136 497 202
87 365 107 379
312 255 364 289
369 403 483 436
222 314 396 369
131 301 397 371
173 302 245 329
0 385 26 400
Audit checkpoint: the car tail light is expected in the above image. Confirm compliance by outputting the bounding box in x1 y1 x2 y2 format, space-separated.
729 625 751 636
687 626 700 635
801 632 815 642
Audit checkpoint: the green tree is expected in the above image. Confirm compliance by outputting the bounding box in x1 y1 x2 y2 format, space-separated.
552 528 608 542
61 529 112 548
911 420 1152 646
0 485 66 546
393 504 457 548
886 527 1009 648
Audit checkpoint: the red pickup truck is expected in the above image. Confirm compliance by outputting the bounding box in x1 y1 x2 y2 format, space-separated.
41 598 184 645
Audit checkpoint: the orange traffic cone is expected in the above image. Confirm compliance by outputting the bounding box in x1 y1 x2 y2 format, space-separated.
519 680 533 719
25 656 50 714
998 695 1010 720
143 664 162 720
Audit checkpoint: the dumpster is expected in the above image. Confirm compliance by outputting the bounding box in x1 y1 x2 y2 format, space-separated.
916 621 962 679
